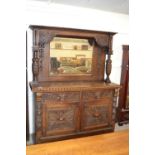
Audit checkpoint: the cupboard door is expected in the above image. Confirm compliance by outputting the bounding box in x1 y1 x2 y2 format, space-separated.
82 99 112 131
42 101 80 137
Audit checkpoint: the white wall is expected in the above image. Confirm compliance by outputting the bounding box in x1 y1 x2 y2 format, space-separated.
26 0 129 134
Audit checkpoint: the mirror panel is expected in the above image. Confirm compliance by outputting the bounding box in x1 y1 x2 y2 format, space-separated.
49 37 93 75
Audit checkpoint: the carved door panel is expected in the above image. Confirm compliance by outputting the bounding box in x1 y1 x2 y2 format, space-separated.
81 99 112 131
42 102 80 137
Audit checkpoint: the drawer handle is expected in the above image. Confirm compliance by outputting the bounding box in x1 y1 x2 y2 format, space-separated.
59 117 65 121
93 113 101 117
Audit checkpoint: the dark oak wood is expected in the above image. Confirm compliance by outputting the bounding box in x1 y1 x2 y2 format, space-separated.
30 25 116 83
29 26 120 143
117 45 129 125
30 82 120 143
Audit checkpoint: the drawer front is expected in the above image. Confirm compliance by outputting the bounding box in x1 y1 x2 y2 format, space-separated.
42 101 80 137
41 92 80 103
81 99 112 131
82 89 114 101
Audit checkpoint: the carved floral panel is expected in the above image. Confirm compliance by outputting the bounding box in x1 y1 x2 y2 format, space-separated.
44 106 78 135
83 104 109 128
83 90 113 101
42 92 80 103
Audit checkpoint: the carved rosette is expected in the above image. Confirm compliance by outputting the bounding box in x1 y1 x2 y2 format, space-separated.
112 89 119 124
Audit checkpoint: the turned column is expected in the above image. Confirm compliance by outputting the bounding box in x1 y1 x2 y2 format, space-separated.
105 54 112 83
32 29 39 82
105 34 113 83
32 46 39 81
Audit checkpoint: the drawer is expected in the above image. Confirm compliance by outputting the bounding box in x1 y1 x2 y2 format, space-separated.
41 92 80 103
81 99 112 131
82 89 114 101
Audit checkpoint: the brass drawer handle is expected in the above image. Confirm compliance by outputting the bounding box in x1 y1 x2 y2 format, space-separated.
59 117 65 121
93 113 100 117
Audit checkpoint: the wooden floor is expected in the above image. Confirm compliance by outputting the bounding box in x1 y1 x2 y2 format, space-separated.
26 130 129 155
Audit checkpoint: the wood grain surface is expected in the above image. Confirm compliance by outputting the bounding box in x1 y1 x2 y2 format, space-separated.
26 129 129 155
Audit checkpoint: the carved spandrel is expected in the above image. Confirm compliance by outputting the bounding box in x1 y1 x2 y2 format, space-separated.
39 31 56 45
95 35 109 47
